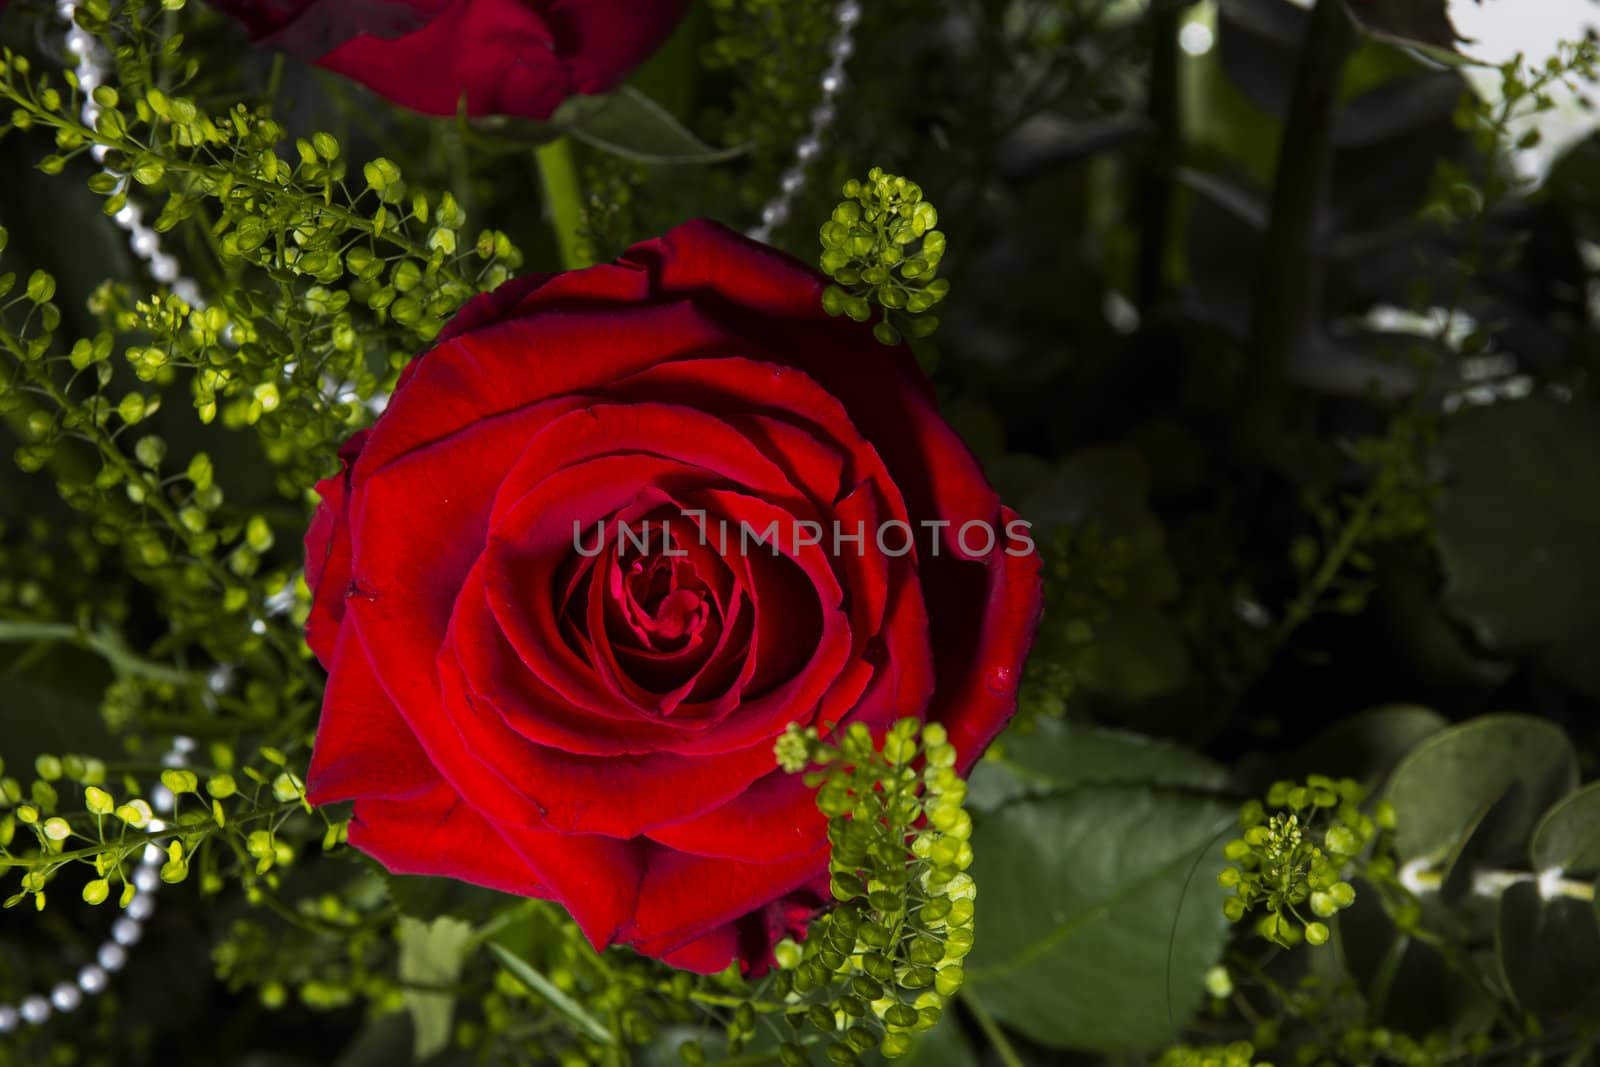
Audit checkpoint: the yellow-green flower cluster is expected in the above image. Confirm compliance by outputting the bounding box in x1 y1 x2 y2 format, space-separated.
767 718 974 1064
819 169 949 345
1218 776 1389 948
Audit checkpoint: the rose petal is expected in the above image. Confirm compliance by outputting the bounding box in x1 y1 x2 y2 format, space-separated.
347 778 548 898
303 429 367 667
442 568 792 839
306 622 436 805
622 844 830 961
352 303 736 483
925 506 1046 772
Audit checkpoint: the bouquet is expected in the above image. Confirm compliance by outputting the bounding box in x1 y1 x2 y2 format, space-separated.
0 0 1598 1064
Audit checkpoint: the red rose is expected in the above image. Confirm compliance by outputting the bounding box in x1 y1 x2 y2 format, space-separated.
304 219 1043 973
208 0 688 119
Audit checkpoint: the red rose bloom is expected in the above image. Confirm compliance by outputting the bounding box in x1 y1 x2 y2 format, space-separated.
208 0 687 119
303 219 1043 973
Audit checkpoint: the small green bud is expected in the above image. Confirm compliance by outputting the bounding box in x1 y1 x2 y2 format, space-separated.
26 270 56 304
84 786 114 815
161 769 198 795
1324 825 1359 856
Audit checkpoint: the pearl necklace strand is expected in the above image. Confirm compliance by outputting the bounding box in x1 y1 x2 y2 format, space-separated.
0 1 198 1037
0 736 193 1034
2 0 859 1034
747 0 860 244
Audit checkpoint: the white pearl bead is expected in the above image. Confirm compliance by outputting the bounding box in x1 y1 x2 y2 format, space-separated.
265 586 297 616
113 204 141 228
126 894 156 922
97 943 128 972
0 1005 18 1033
150 255 179 284
151 784 175 812
130 229 159 258
837 0 862 27
20 996 51 1025
172 736 197 755
830 35 855 63
90 143 109 164
77 965 109 995
111 917 143 946
134 864 161 893
810 102 837 129
780 169 806 195
50 983 82 1013
762 202 790 228
795 138 821 162
820 70 846 96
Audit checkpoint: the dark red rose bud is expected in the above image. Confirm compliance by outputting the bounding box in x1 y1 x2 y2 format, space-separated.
209 0 689 119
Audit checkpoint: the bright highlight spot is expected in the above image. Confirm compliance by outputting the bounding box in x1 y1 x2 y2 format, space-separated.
1179 21 1214 57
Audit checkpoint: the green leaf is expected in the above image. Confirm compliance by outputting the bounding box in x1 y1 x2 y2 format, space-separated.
1336 877 1488 1031
488 941 615 1045
553 87 746 166
1437 782 1524 905
970 718 1228 812
1434 399 1600 697
1496 881 1600 1021
397 916 473 1060
963 772 1234 1050
1530 782 1600 876
1292 703 1447 785
1383 714 1578 865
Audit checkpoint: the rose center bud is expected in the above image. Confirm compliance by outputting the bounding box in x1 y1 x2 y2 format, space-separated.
553 511 754 715
619 553 710 651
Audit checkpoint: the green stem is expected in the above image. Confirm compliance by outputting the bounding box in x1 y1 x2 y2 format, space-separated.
1268 481 1379 651
534 137 589 271
0 799 302 871
1367 934 1408 1023
0 337 320 693
961 991 1026 1067
0 619 202 686
0 84 485 298
1237 0 1355 456
1136 0 1184 315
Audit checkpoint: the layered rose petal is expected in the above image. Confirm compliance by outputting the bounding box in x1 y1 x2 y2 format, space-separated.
304 219 1043 975
624 846 831 963
347 779 549 899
